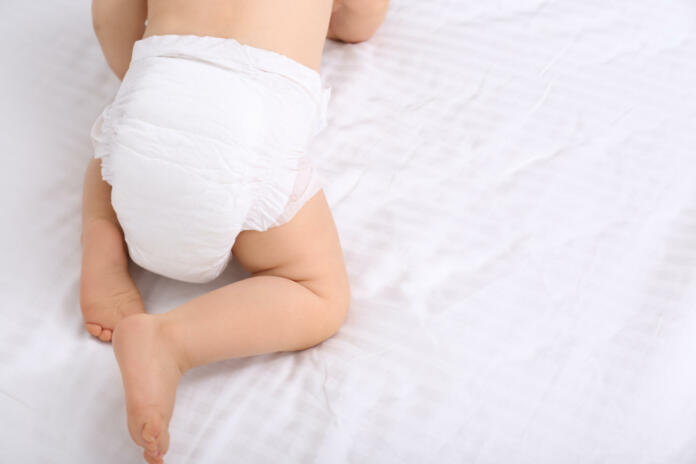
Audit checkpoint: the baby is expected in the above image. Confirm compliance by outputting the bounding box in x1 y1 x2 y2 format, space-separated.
80 0 388 462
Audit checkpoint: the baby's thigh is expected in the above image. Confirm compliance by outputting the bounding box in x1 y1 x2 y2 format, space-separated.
232 190 349 297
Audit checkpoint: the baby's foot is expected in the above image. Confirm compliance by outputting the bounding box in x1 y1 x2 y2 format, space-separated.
113 314 185 464
80 219 145 342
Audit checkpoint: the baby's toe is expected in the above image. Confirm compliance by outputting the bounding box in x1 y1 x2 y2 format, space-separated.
143 450 163 464
144 445 159 459
142 421 160 444
143 437 159 457
141 420 169 458
99 328 113 342
84 323 103 338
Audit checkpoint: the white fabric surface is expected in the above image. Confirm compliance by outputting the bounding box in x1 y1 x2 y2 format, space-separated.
92 34 327 283
2 0 696 463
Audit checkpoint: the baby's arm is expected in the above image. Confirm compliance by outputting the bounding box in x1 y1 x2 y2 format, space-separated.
328 0 389 43
92 0 147 80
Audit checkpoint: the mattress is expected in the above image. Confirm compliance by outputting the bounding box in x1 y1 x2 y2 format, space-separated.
2 0 696 462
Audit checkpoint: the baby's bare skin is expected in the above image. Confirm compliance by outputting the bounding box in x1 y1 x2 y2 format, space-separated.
145 0 332 71
82 0 388 462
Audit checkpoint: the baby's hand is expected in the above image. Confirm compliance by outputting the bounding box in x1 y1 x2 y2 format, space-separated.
328 0 389 43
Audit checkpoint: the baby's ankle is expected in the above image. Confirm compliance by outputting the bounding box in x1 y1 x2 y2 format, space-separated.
157 316 195 376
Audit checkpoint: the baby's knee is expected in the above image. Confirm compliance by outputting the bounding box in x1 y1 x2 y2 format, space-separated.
326 278 351 336
310 270 351 340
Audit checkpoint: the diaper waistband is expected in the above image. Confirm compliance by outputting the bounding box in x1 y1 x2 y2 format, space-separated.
131 34 330 121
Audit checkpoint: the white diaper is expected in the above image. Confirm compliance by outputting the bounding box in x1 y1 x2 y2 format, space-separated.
91 35 330 283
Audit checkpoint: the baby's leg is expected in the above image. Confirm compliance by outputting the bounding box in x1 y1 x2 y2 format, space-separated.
80 158 144 342
112 190 350 463
328 0 389 43
82 1 147 341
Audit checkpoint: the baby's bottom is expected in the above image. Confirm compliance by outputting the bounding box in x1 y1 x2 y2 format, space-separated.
79 157 350 462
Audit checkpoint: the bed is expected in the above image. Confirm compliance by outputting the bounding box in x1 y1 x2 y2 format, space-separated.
2 0 696 462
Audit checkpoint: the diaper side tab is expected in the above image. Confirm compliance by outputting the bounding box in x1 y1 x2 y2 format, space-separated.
90 104 117 185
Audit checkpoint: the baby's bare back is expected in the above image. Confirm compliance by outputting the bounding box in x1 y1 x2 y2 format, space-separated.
144 0 333 71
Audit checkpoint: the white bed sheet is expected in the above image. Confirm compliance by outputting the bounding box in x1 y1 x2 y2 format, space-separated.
2 0 696 462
